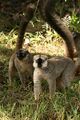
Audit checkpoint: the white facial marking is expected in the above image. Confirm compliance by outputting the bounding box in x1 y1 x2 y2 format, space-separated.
33 61 38 68
42 60 48 68
33 55 48 68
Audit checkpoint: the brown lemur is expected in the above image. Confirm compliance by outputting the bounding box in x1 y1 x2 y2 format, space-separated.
33 54 76 101
8 49 33 87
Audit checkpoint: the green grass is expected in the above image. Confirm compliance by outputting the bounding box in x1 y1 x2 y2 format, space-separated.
0 25 80 120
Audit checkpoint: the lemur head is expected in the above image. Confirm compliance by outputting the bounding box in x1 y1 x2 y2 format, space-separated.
16 49 32 61
33 55 48 68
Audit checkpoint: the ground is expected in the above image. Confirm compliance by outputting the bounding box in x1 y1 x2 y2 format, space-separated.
0 14 80 120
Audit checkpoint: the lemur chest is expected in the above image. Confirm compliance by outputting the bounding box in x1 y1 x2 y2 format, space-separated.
19 62 33 73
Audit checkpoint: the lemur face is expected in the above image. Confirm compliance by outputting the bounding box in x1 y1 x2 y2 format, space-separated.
33 55 48 68
16 49 30 60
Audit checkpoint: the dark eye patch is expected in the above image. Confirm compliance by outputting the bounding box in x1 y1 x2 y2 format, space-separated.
16 49 29 60
36 58 44 63
36 58 44 68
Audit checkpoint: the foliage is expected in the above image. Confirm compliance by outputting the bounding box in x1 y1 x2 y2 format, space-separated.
70 13 80 32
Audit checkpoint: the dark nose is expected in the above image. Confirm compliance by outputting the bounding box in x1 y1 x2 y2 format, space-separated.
36 58 43 68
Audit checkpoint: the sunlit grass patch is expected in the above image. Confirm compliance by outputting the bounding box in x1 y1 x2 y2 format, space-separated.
0 107 12 120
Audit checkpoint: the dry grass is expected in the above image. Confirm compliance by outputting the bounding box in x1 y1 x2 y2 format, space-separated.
0 24 80 120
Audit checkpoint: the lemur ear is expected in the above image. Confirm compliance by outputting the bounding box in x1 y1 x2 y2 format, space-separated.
33 55 40 61
41 55 48 60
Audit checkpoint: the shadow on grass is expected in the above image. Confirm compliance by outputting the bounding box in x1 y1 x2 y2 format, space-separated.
0 1 44 34
0 45 13 84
